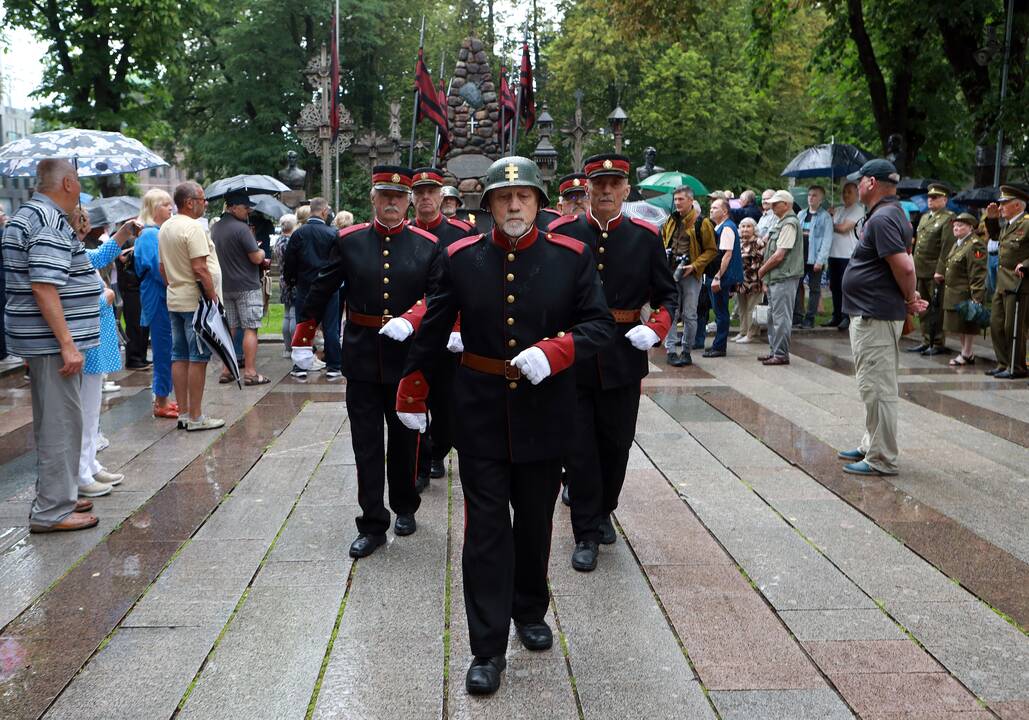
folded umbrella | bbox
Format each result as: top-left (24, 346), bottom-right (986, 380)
top-left (84, 196), bottom-right (142, 227)
top-left (205, 174), bottom-right (290, 201)
top-left (192, 294), bottom-right (241, 388)
top-left (0, 129), bottom-right (168, 177)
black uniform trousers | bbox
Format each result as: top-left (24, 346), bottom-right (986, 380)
top-left (458, 453), bottom-right (562, 657)
top-left (428, 353), bottom-right (458, 463)
top-left (121, 289), bottom-right (150, 367)
top-left (346, 379), bottom-right (421, 536)
top-left (567, 383), bottom-right (642, 543)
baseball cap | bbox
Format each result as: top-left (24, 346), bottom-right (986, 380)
top-left (846, 159), bottom-right (900, 183)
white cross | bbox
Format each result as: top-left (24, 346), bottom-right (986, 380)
top-left (468, 114), bottom-right (478, 134)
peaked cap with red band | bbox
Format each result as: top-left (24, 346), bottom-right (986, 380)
top-left (583, 153), bottom-right (630, 179)
top-left (411, 167), bottom-right (445, 188)
top-left (372, 165), bottom-right (414, 192)
top-left (559, 172), bottom-right (588, 197)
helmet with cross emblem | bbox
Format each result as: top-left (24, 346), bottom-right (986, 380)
top-left (479, 155), bottom-right (550, 210)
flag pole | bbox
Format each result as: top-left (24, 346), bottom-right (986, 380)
top-left (499, 65), bottom-right (506, 156)
top-left (333, 0), bottom-right (341, 213)
top-left (432, 53), bottom-right (445, 168)
top-left (511, 20), bottom-right (529, 152)
top-left (408, 16), bottom-right (425, 167)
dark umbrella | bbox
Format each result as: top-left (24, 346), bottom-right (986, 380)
top-left (84, 196), bottom-right (142, 227)
top-left (192, 293), bottom-right (241, 388)
top-left (781, 142), bottom-right (872, 180)
top-left (205, 174), bottom-right (289, 201)
top-left (952, 186), bottom-right (1001, 208)
top-left (250, 194), bottom-right (292, 221)
top-left (896, 178), bottom-right (943, 198)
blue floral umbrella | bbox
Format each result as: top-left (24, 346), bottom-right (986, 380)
top-left (0, 129), bottom-right (167, 177)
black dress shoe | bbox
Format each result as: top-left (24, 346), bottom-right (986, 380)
top-left (993, 370), bottom-right (1028, 379)
top-left (415, 474), bottom-right (430, 493)
top-left (571, 540), bottom-right (598, 572)
top-left (821, 318), bottom-right (841, 327)
top-left (466, 656), bottom-right (506, 695)
top-left (670, 352), bottom-right (692, 367)
top-left (515, 621), bottom-right (553, 651)
top-left (984, 367), bottom-right (1002, 376)
top-left (837, 318), bottom-right (850, 331)
top-left (701, 349), bottom-right (726, 358)
top-left (561, 482), bottom-right (571, 507)
top-left (394, 513), bottom-right (417, 536)
top-left (665, 351), bottom-right (680, 366)
top-left (921, 346), bottom-right (950, 356)
top-left (349, 533), bottom-right (386, 558)
top-left (905, 343), bottom-right (929, 353)
top-left (598, 515), bottom-right (617, 545)
top-left (430, 458), bottom-right (447, 478)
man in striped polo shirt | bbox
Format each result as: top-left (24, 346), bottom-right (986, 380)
top-left (3, 159), bottom-right (103, 532)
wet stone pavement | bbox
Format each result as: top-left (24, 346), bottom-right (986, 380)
top-left (0, 336), bottom-right (1027, 720)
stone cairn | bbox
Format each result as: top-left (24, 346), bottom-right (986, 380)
top-left (445, 36), bottom-right (501, 195)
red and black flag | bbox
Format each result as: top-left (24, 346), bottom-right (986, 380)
top-left (498, 65), bottom-right (516, 143)
top-left (436, 78), bottom-right (450, 160)
top-left (414, 48), bottom-right (448, 140)
top-left (330, 11), bottom-right (341, 141)
top-left (518, 41), bottom-right (536, 131)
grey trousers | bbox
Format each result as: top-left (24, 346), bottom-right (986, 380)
top-left (849, 317), bottom-right (903, 473)
top-left (767, 278), bottom-right (800, 359)
top-left (27, 354), bottom-right (82, 525)
top-left (664, 273), bottom-right (702, 352)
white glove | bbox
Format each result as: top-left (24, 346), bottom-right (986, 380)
top-left (446, 331), bottom-right (464, 353)
top-left (398, 412), bottom-right (427, 433)
top-left (625, 325), bottom-right (661, 351)
top-left (291, 346), bottom-right (314, 370)
top-left (379, 317), bottom-right (414, 342)
top-left (511, 346), bottom-right (551, 385)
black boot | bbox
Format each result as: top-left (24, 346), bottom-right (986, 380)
top-left (466, 656), bottom-right (506, 695)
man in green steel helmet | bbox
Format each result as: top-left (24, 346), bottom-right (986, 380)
top-left (441, 185), bottom-right (463, 218)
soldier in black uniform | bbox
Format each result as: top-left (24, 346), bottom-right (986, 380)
top-left (556, 172), bottom-right (589, 217)
top-left (550, 153), bottom-right (677, 571)
top-left (410, 167), bottom-right (474, 487)
top-left (292, 166), bottom-right (442, 558)
top-left (394, 156), bottom-right (615, 695)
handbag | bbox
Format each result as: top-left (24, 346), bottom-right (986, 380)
top-left (752, 303), bottom-right (770, 327)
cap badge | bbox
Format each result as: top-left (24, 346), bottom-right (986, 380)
top-left (573, 178), bottom-right (581, 187)
top-left (421, 172), bottom-right (428, 180)
top-left (603, 160), bottom-right (613, 169)
top-left (391, 173), bottom-right (401, 183)
top-left (505, 163), bottom-right (520, 182)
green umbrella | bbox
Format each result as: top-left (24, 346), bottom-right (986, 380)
top-left (645, 193), bottom-right (674, 211)
top-left (638, 170), bottom-right (709, 197)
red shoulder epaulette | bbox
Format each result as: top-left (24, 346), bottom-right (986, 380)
top-left (408, 225), bottom-right (438, 243)
top-left (447, 217), bottom-right (473, 233)
top-left (338, 222), bottom-right (369, 239)
top-left (545, 232), bottom-right (585, 255)
top-left (447, 234), bottom-right (484, 257)
top-left (547, 215), bottom-right (578, 232)
top-left (541, 208), bottom-right (561, 217)
top-left (629, 217), bottom-right (660, 236)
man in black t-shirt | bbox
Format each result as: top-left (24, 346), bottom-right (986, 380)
top-left (838, 160), bottom-right (927, 477)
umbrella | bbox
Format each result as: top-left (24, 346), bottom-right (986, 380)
top-left (205, 174), bottom-right (289, 201)
top-left (896, 178), bottom-right (941, 198)
top-left (192, 295), bottom-right (241, 388)
top-left (781, 142), bottom-right (871, 179)
top-left (900, 200), bottom-right (919, 219)
top-left (250, 194), bottom-right (292, 221)
top-left (0, 129), bottom-right (167, 177)
top-left (638, 170), bottom-right (709, 197)
top-left (622, 200), bottom-right (670, 227)
top-left (953, 186), bottom-right (1000, 208)
top-left (84, 195), bottom-right (141, 227)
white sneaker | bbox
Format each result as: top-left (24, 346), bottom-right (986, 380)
top-left (79, 480), bottom-right (112, 498)
top-left (96, 434), bottom-right (110, 452)
top-left (736, 336), bottom-right (753, 344)
top-left (310, 357), bottom-right (326, 371)
top-left (93, 469), bottom-right (124, 486)
top-left (187, 416), bottom-right (226, 432)
top-left (102, 381), bottom-right (121, 393)
top-left (325, 369), bottom-right (343, 380)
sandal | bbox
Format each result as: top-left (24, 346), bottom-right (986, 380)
top-left (243, 374), bottom-right (271, 386)
top-left (153, 404), bottom-right (180, 419)
top-left (949, 354), bottom-right (975, 367)
top-left (218, 374), bottom-right (234, 384)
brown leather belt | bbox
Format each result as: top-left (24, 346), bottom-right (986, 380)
top-left (461, 351), bottom-right (522, 380)
top-left (349, 310), bottom-right (394, 328)
top-left (610, 308), bottom-right (641, 323)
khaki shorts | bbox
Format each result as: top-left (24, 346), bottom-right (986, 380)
top-left (224, 288), bottom-right (264, 329)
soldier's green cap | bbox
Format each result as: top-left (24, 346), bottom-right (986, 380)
top-left (952, 212), bottom-right (978, 226)
top-left (926, 183), bottom-right (950, 197)
top-left (480, 156), bottom-right (549, 210)
top-left (998, 183), bottom-right (1029, 204)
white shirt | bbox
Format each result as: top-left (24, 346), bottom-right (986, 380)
top-left (829, 203), bottom-right (865, 259)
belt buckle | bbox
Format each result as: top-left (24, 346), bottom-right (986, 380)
top-left (381, 313), bottom-right (393, 327)
top-left (503, 360), bottom-right (522, 381)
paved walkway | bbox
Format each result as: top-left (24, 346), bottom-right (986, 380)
top-left (0, 332), bottom-right (1026, 719)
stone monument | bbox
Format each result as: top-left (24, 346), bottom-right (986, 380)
top-left (278, 151), bottom-right (307, 207)
top-left (445, 36), bottom-right (501, 203)
top-left (636, 147), bottom-right (665, 182)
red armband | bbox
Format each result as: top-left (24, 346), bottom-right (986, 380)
top-left (646, 306), bottom-right (672, 342)
top-left (402, 297), bottom-right (428, 331)
top-left (291, 319), bottom-right (318, 348)
top-left (534, 332), bottom-right (576, 375)
top-left (396, 370), bottom-right (430, 413)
